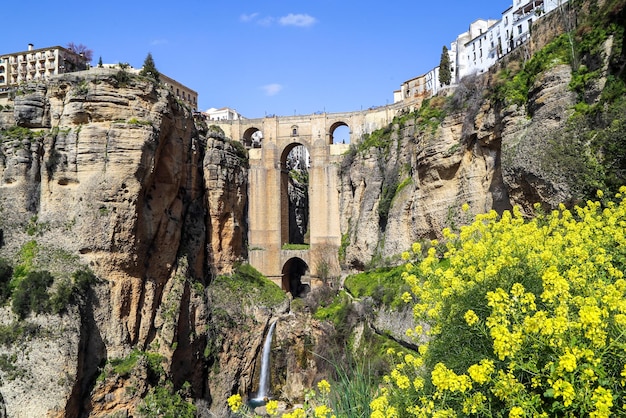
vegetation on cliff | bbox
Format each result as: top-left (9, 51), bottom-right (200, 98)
top-left (0, 240), bottom-right (97, 319)
top-left (370, 189), bottom-right (626, 417)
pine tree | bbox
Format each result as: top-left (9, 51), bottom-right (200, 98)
top-left (439, 45), bottom-right (452, 86)
top-left (140, 53), bottom-right (160, 82)
top-left (98, 56), bottom-right (103, 68)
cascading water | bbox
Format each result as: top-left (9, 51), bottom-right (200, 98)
top-left (250, 320), bottom-right (277, 404)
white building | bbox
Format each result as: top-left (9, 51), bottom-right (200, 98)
top-left (455, 19), bottom-right (499, 81)
top-left (394, 0), bottom-right (569, 102)
top-left (205, 107), bottom-right (242, 121)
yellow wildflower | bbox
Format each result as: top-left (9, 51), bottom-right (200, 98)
top-left (317, 379), bottom-right (331, 395)
top-left (558, 351), bottom-right (577, 373)
top-left (265, 399), bottom-right (279, 416)
top-left (283, 409), bottom-right (306, 418)
top-left (464, 309), bottom-right (479, 326)
top-left (227, 394), bottom-right (243, 414)
top-left (590, 387), bottom-right (613, 418)
top-left (509, 406), bottom-right (524, 418)
top-left (314, 405), bottom-right (333, 418)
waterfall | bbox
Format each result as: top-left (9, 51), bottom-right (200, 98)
top-left (252, 320), bottom-right (277, 403)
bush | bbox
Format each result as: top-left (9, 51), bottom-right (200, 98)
top-left (0, 258), bottom-right (12, 304)
top-left (11, 270), bottom-right (54, 319)
top-left (373, 190), bottom-right (626, 417)
top-left (138, 382), bottom-right (196, 418)
top-left (213, 263), bottom-right (286, 308)
top-left (344, 266), bottom-right (409, 309)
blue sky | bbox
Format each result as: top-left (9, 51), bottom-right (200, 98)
top-left (3, 1), bottom-right (509, 118)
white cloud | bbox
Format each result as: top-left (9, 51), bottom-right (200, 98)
top-left (150, 39), bottom-right (169, 46)
top-left (257, 16), bottom-right (275, 26)
top-left (240, 12), bottom-right (259, 22)
top-left (261, 83), bottom-right (283, 96)
top-left (241, 12), bottom-right (316, 28)
top-left (279, 13), bottom-right (317, 27)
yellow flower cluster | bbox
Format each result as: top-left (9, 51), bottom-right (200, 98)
top-left (370, 390), bottom-right (400, 418)
top-left (431, 363), bottom-right (472, 394)
top-left (381, 191), bottom-right (626, 417)
top-left (227, 394), bottom-right (243, 414)
top-left (227, 379), bottom-right (337, 418)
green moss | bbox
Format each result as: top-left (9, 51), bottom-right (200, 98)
top-left (281, 243), bottom-right (310, 250)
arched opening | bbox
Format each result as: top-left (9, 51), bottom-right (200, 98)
top-left (281, 257), bottom-right (310, 297)
top-left (280, 143), bottom-right (310, 246)
top-left (329, 122), bottom-right (350, 144)
top-left (242, 127), bottom-right (263, 148)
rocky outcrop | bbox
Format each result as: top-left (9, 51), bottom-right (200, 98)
top-left (0, 70), bottom-right (247, 417)
top-left (339, 23), bottom-right (617, 267)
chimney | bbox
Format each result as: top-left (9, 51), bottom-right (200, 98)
top-left (28, 43), bottom-right (34, 51)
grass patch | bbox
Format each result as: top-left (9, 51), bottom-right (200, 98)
top-left (213, 263), bottom-right (286, 308)
top-left (344, 266), bottom-right (410, 310)
top-left (282, 243), bottom-right (310, 250)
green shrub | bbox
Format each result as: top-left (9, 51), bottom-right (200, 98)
top-left (213, 263), bottom-right (286, 307)
top-left (374, 191), bottom-right (626, 417)
top-left (0, 321), bottom-right (39, 346)
top-left (138, 382), bottom-right (196, 418)
top-left (50, 279), bottom-right (73, 314)
top-left (344, 266), bottom-right (409, 309)
top-left (0, 258), bottom-right (12, 304)
top-left (11, 270), bottom-right (54, 319)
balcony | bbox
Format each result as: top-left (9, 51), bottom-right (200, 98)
top-left (513, 0), bottom-right (544, 22)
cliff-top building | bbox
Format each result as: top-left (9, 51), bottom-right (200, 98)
top-left (394, 0), bottom-right (569, 104)
top-left (0, 44), bottom-right (89, 89)
top-left (0, 44), bottom-right (199, 111)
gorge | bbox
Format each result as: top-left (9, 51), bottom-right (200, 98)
top-left (0, 0), bottom-right (625, 416)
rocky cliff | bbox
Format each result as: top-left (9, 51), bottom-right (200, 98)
top-left (0, 69), bottom-right (250, 417)
top-left (338, 2), bottom-right (625, 268)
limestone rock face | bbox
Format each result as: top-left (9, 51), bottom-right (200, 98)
top-left (203, 134), bottom-right (248, 274)
top-left (0, 71), bottom-right (247, 417)
top-left (338, 62), bottom-right (581, 267)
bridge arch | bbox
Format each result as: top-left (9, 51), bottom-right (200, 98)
top-left (329, 121), bottom-right (350, 144)
top-left (281, 257), bottom-right (310, 297)
top-left (243, 126), bottom-right (263, 148)
top-left (280, 143), bottom-right (310, 246)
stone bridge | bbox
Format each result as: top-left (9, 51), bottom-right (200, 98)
top-left (212, 104), bottom-right (407, 294)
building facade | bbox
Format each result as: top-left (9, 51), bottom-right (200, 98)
top-left (0, 44), bottom-right (89, 89)
top-left (394, 0), bottom-right (569, 104)
top-left (159, 73), bottom-right (198, 111)
top-left (205, 107), bottom-right (242, 121)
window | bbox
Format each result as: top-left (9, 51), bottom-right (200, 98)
top-left (518, 25), bottom-right (522, 34)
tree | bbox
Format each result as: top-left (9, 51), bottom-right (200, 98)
top-left (140, 53), bottom-right (160, 82)
top-left (66, 42), bottom-right (93, 62)
top-left (98, 56), bottom-right (103, 68)
top-left (439, 45), bottom-right (452, 86)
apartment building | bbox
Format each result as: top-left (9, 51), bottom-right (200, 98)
top-left (0, 44), bottom-right (88, 89)
top-left (394, 0), bottom-right (569, 103)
